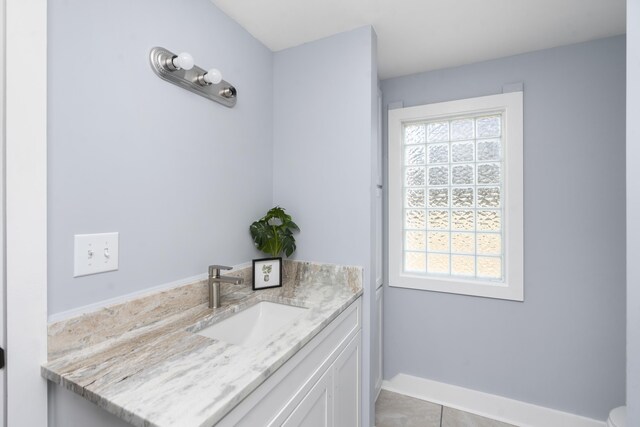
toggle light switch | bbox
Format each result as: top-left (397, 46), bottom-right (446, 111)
top-left (74, 232), bottom-right (119, 277)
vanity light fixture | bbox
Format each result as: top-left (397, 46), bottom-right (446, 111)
top-left (149, 47), bottom-right (237, 108)
top-left (164, 52), bottom-right (195, 71)
top-left (197, 68), bottom-right (222, 86)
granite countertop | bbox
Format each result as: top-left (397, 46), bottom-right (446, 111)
top-left (42, 261), bottom-right (363, 427)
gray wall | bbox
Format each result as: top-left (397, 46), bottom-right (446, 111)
top-left (49, 2), bottom-right (380, 425)
top-left (381, 36), bottom-right (626, 421)
top-left (628, 1), bottom-right (639, 424)
top-left (272, 26), bottom-right (377, 426)
top-left (48, 0), bottom-right (273, 315)
top-left (48, 0), bottom-right (274, 424)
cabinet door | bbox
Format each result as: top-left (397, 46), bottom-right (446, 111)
top-left (374, 288), bottom-right (383, 396)
top-left (333, 332), bottom-right (360, 427)
top-left (375, 90), bottom-right (384, 289)
top-left (281, 369), bottom-right (333, 427)
top-left (375, 186), bottom-right (383, 288)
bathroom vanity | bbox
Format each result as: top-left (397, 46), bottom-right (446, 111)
top-left (217, 298), bottom-right (360, 427)
top-left (43, 261), bottom-right (363, 427)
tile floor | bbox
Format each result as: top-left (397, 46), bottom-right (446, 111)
top-left (375, 389), bottom-right (517, 427)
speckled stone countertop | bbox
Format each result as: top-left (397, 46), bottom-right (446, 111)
top-left (42, 261), bottom-right (362, 427)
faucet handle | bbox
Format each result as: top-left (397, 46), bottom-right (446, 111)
top-left (208, 264), bottom-right (232, 277)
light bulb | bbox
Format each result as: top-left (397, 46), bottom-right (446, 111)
top-left (204, 68), bottom-right (223, 85)
top-left (171, 52), bottom-right (194, 70)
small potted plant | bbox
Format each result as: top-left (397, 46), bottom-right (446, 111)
top-left (249, 206), bottom-right (300, 290)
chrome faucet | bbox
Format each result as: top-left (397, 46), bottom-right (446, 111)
top-left (208, 265), bottom-right (244, 308)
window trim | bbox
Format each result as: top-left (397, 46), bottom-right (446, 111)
top-left (388, 92), bottom-right (524, 301)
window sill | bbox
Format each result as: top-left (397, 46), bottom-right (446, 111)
top-left (388, 273), bottom-right (524, 301)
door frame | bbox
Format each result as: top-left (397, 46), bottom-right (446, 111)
top-left (4, 0), bottom-right (48, 425)
top-left (0, 0), bottom-right (5, 422)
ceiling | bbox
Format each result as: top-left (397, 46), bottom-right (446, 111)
top-left (211, 0), bottom-right (626, 79)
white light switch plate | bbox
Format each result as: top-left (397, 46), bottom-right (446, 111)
top-left (74, 232), bottom-right (119, 277)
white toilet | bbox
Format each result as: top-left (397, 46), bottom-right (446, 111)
top-left (607, 406), bottom-right (627, 427)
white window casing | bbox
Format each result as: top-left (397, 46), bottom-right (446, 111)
top-left (388, 92), bottom-right (524, 301)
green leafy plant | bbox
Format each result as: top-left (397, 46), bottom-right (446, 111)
top-left (249, 206), bottom-right (300, 257)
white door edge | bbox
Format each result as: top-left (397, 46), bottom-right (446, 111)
top-left (5, 0), bottom-right (48, 425)
top-left (0, 0), bottom-right (6, 423)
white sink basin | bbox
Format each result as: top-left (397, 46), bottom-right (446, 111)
top-left (196, 302), bottom-right (307, 347)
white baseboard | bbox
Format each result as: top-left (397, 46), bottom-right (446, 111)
top-left (382, 374), bottom-right (606, 427)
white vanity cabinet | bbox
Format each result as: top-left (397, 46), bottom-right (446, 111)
top-left (282, 369), bottom-right (333, 427)
top-left (280, 333), bottom-right (360, 427)
top-left (332, 334), bottom-right (360, 426)
top-left (217, 297), bottom-right (362, 427)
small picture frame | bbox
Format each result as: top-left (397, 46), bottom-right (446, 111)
top-left (252, 257), bottom-right (283, 290)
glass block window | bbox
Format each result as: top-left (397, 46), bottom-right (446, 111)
top-left (401, 114), bottom-right (504, 281)
top-left (388, 92), bottom-right (523, 301)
